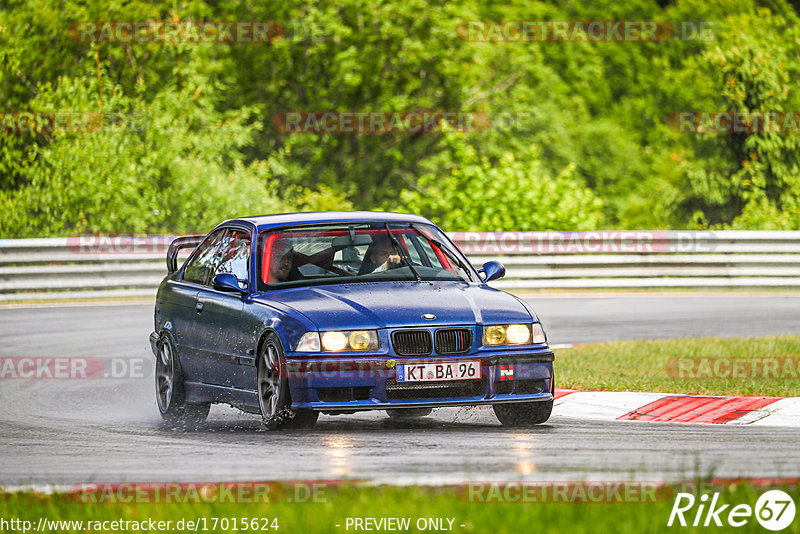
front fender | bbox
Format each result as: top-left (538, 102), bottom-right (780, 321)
top-left (513, 295), bottom-right (539, 324)
top-left (247, 297), bottom-right (318, 356)
top-left (149, 321), bottom-right (176, 357)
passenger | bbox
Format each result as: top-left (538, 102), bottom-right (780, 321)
top-left (269, 242), bottom-right (296, 283)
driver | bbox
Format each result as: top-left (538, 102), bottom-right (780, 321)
top-left (360, 235), bottom-right (402, 274)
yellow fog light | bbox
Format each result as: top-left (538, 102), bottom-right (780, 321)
top-left (506, 324), bottom-right (531, 344)
top-left (321, 331), bottom-right (348, 351)
top-left (483, 325), bottom-right (506, 345)
top-left (349, 330), bottom-right (372, 350)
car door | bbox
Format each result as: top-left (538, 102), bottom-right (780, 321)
top-left (194, 228), bottom-right (258, 389)
top-left (178, 228), bottom-right (228, 384)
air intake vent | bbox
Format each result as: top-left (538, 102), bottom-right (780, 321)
top-left (391, 330), bottom-right (432, 356)
top-left (385, 378), bottom-right (487, 400)
top-left (435, 328), bottom-right (472, 354)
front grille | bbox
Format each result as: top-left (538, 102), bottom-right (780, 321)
top-left (385, 378), bottom-right (487, 400)
top-left (435, 328), bottom-right (472, 354)
top-left (392, 330), bottom-right (432, 356)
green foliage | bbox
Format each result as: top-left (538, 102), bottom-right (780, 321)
top-left (0, 54), bottom-right (285, 236)
top-left (2, 0), bottom-right (800, 236)
top-left (222, 0), bottom-right (485, 207)
top-left (698, 9), bottom-right (800, 229)
top-left (395, 138), bottom-right (603, 231)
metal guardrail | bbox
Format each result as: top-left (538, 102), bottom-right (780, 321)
top-left (450, 230), bottom-right (800, 290)
top-left (1, 231), bottom-right (800, 301)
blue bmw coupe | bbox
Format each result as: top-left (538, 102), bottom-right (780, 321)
top-left (150, 212), bottom-right (554, 429)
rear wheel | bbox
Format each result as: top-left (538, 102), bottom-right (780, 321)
top-left (155, 335), bottom-right (209, 425)
top-left (493, 400), bottom-right (552, 426)
top-left (386, 408), bottom-right (433, 419)
top-left (257, 334), bottom-right (318, 430)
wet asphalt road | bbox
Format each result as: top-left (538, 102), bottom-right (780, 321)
top-left (1, 294), bottom-right (799, 487)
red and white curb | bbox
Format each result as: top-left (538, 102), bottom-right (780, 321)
top-left (553, 389), bottom-right (800, 426)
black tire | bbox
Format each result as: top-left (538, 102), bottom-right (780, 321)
top-left (386, 408), bottom-right (433, 419)
top-left (155, 335), bottom-right (210, 425)
top-left (493, 400), bottom-right (553, 427)
top-left (257, 334), bottom-right (319, 430)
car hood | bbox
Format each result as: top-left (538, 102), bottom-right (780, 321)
top-left (254, 281), bottom-right (534, 330)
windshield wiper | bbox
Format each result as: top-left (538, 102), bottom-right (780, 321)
top-left (385, 223), bottom-right (421, 281)
top-left (411, 224), bottom-right (474, 282)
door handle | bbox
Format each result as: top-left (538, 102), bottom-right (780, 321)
top-left (195, 301), bottom-right (204, 313)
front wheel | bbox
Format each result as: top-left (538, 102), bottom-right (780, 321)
top-left (257, 334), bottom-right (318, 430)
top-left (155, 335), bottom-right (210, 425)
top-left (493, 400), bottom-right (553, 427)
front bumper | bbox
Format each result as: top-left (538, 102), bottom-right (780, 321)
top-left (284, 349), bottom-right (554, 410)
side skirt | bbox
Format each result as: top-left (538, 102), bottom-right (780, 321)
top-left (185, 381), bottom-right (260, 414)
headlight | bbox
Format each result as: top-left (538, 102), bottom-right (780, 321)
top-left (317, 330), bottom-right (379, 352)
top-left (506, 324), bottom-right (531, 344)
top-left (296, 332), bottom-right (321, 352)
top-left (321, 331), bottom-right (348, 351)
top-left (483, 324), bottom-right (537, 346)
top-left (349, 330), bottom-right (373, 350)
top-left (483, 325), bottom-right (506, 345)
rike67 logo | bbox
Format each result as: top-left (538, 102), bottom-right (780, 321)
top-left (668, 490), bottom-right (796, 531)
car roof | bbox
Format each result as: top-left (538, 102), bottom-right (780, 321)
top-left (224, 211), bottom-right (436, 232)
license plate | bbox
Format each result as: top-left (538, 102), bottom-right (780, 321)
top-left (396, 361), bottom-right (481, 382)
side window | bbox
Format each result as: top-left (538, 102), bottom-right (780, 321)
top-left (401, 235), bottom-right (424, 265)
top-left (417, 237), bottom-right (443, 268)
top-left (182, 230), bottom-right (227, 285)
top-left (214, 230), bottom-right (251, 288)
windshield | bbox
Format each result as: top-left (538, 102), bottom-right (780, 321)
top-left (256, 222), bottom-right (474, 290)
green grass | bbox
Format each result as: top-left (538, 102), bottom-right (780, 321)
top-left (2, 482), bottom-right (799, 534)
top-left (558, 335), bottom-right (800, 396)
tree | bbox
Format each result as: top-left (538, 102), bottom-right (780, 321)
top-left (679, 7), bottom-right (800, 228)
top-left (0, 53), bottom-right (285, 236)
top-left (393, 137), bottom-right (603, 231)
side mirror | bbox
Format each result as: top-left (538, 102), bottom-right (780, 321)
top-left (212, 273), bottom-right (245, 293)
top-left (478, 261), bottom-right (505, 282)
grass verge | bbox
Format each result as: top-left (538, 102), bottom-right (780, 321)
top-left (1, 482), bottom-right (799, 534)
top-left (558, 335), bottom-right (800, 396)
